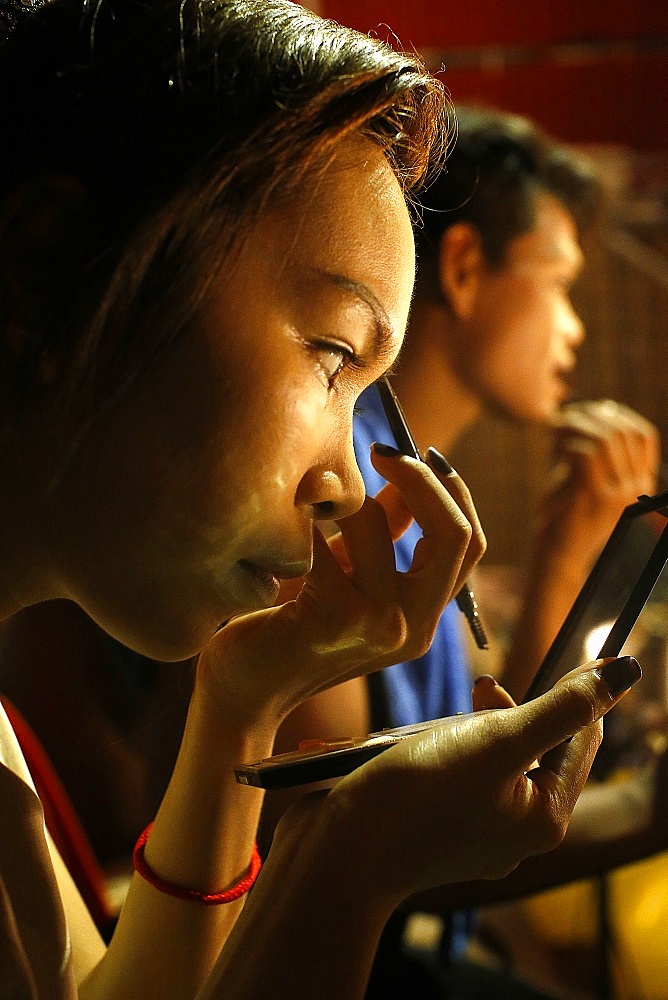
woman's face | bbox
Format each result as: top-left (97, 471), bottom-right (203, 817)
top-left (49, 141), bottom-right (415, 659)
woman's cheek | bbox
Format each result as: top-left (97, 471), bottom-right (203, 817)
top-left (278, 379), bottom-right (332, 461)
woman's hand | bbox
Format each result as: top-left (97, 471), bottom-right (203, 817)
top-left (311, 656), bottom-right (641, 900)
top-left (197, 446), bottom-right (485, 725)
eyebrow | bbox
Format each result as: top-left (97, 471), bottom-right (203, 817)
top-left (311, 268), bottom-right (402, 367)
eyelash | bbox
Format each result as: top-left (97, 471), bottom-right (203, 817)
top-left (312, 341), bottom-right (360, 387)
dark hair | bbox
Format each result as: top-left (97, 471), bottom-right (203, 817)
top-left (414, 105), bottom-right (603, 301)
top-left (0, 0), bottom-right (449, 420)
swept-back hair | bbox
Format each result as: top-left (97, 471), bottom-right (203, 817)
top-left (0, 0), bottom-right (450, 415)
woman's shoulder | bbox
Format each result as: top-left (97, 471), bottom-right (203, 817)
top-left (0, 701), bottom-right (82, 997)
top-left (0, 699), bottom-right (36, 790)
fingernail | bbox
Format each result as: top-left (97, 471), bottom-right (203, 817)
top-left (372, 442), bottom-right (402, 458)
top-left (598, 656), bottom-right (642, 697)
top-left (474, 674), bottom-right (498, 686)
top-left (426, 446), bottom-right (455, 476)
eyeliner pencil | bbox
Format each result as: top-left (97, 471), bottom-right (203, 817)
top-left (377, 376), bottom-right (489, 651)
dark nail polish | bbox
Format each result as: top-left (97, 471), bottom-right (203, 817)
top-left (599, 656), bottom-right (642, 697)
top-left (474, 674), bottom-right (497, 686)
top-left (372, 442), bottom-right (402, 458)
top-left (426, 446), bottom-right (455, 476)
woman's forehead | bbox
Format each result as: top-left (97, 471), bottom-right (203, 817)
top-left (270, 142), bottom-right (415, 318)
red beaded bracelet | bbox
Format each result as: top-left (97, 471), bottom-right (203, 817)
top-left (133, 823), bottom-right (262, 904)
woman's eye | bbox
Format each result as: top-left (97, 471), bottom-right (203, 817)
top-left (313, 343), bottom-right (350, 385)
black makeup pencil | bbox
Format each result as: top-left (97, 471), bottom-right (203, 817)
top-left (377, 376), bottom-right (489, 651)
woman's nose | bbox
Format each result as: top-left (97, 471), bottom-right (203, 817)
top-left (295, 443), bottom-right (366, 523)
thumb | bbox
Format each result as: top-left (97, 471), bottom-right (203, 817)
top-left (496, 656), bottom-right (642, 775)
top-left (472, 674), bottom-right (516, 711)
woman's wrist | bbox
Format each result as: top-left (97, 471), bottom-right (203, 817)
top-left (272, 791), bottom-right (400, 931)
top-left (136, 668), bottom-right (275, 896)
top-left (134, 823), bottom-right (262, 903)
top-left (194, 629), bottom-right (292, 738)
top-left (197, 795), bottom-right (396, 1000)
top-left (188, 666), bottom-right (280, 759)
top-left (313, 779), bottom-right (414, 911)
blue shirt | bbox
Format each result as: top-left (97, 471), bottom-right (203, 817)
top-left (354, 384), bottom-right (477, 958)
top-left (353, 384), bottom-right (473, 727)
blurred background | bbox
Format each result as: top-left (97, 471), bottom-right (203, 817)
top-left (319, 0), bottom-right (668, 569)
top-left (2, 4), bottom-right (666, 999)
top-left (318, 5), bottom-right (668, 999)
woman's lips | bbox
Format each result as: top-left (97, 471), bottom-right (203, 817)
top-left (237, 558), bottom-right (311, 608)
top-left (238, 560), bottom-right (281, 606)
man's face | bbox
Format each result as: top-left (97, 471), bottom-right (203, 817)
top-left (456, 193), bottom-right (585, 423)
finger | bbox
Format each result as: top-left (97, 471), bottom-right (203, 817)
top-left (553, 400), bottom-right (644, 454)
top-left (472, 674), bottom-right (516, 711)
top-left (424, 448), bottom-right (487, 596)
top-left (531, 719), bottom-right (601, 789)
top-left (425, 447), bottom-right (486, 547)
top-left (554, 405), bottom-right (630, 472)
top-left (554, 400), bottom-right (659, 493)
top-left (564, 436), bottom-right (637, 497)
top-left (493, 656), bottom-right (642, 776)
top-left (584, 400), bottom-right (658, 442)
top-left (369, 446), bottom-right (485, 600)
top-left (516, 720), bottom-right (604, 856)
top-left (554, 427), bottom-right (649, 503)
top-left (321, 529), bottom-right (351, 574)
top-left (553, 399), bottom-right (654, 436)
top-left (335, 494), bottom-right (398, 601)
top-left (369, 480), bottom-right (415, 543)
top-left (597, 402), bottom-right (662, 491)
top-left (299, 525), bottom-right (352, 600)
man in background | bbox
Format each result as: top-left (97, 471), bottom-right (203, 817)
top-left (272, 105), bottom-right (662, 999)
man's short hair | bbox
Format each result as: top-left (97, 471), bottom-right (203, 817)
top-left (415, 106), bottom-right (602, 300)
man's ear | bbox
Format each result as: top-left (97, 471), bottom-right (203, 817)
top-left (437, 221), bottom-right (485, 321)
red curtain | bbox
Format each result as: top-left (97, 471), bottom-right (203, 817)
top-left (321, 1), bottom-right (668, 149)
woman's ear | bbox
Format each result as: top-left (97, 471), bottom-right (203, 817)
top-left (437, 221), bottom-right (485, 321)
